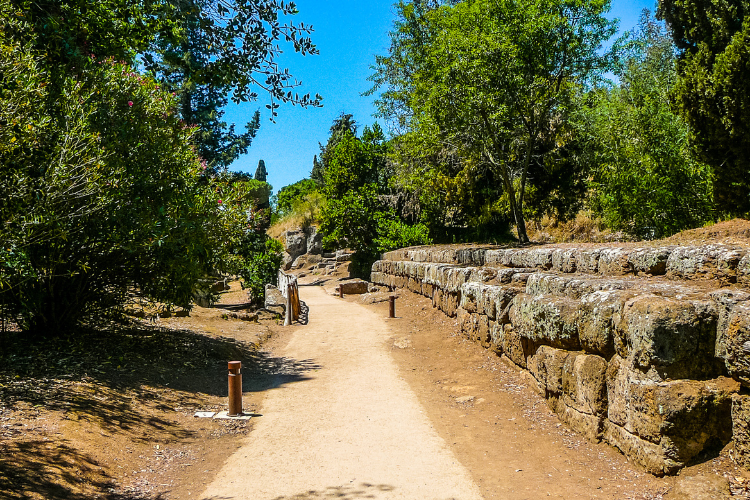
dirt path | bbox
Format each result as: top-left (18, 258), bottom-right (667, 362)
top-left (200, 285), bottom-right (483, 500)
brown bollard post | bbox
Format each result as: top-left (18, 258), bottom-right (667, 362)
top-left (228, 361), bottom-right (243, 416)
top-left (339, 286), bottom-right (344, 299)
top-left (389, 295), bottom-right (396, 318)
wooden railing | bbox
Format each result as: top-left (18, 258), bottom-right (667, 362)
top-left (278, 270), bottom-right (301, 325)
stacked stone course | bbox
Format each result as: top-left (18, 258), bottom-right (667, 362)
top-left (371, 243), bottom-right (750, 475)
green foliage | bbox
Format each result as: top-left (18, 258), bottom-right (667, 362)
top-left (319, 121), bottom-right (431, 276)
top-left (276, 179), bottom-right (320, 216)
top-left (583, 13), bottom-right (714, 238)
top-left (658, 0), bottom-right (750, 215)
top-left (239, 238), bottom-right (283, 305)
top-left (145, 0), bottom-right (322, 171)
top-left (369, 0), bottom-right (620, 243)
top-left (311, 113), bottom-right (358, 186)
top-left (255, 159), bottom-right (268, 183)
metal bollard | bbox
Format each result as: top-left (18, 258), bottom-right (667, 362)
top-left (228, 361), bottom-right (243, 416)
top-left (339, 286), bottom-right (344, 299)
top-left (389, 295), bottom-right (396, 318)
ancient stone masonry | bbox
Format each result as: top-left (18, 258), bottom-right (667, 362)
top-left (371, 243), bottom-right (750, 475)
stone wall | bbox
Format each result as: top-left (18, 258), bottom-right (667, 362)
top-left (371, 243), bottom-right (750, 475)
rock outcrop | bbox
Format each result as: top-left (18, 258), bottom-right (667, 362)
top-left (371, 243), bottom-right (750, 475)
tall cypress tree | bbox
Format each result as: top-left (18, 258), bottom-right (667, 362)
top-left (255, 159), bottom-right (268, 182)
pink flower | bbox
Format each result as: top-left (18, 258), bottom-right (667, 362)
top-left (128, 101), bottom-right (133, 107)
top-left (218, 199), bottom-right (223, 204)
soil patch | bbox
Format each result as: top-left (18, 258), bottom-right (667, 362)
top-left (0, 283), bottom-right (288, 500)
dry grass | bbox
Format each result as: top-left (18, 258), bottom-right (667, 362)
top-left (524, 212), bottom-right (631, 244)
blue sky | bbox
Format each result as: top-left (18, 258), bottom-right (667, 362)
top-left (226, 0), bottom-right (658, 194)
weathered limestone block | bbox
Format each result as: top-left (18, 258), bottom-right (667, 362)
top-left (559, 405), bottom-right (605, 442)
top-left (502, 324), bottom-right (535, 368)
top-left (629, 247), bottom-right (672, 276)
top-left (306, 227), bottom-right (323, 254)
top-left (577, 290), bottom-right (636, 358)
top-left (722, 301), bottom-right (750, 386)
top-left (432, 287), bottom-right (443, 310)
top-left (533, 346), bottom-right (571, 397)
top-left (511, 248), bottom-right (554, 270)
top-left (468, 267), bottom-right (497, 283)
top-left (485, 249), bottom-right (510, 266)
top-left (551, 248), bottom-right (577, 273)
top-left (619, 294), bottom-right (722, 380)
top-left (739, 253), bottom-right (750, 286)
top-left (732, 394), bottom-right (750, 470)
top-left (264, 284), bottom-right (286, 315)
top-left (283, 229), bottom-right (308, 259)
top-left (562, 353), bottom-right (608, 416)
top-left (510, 294), bottom-right (581, 350)
top-left (445, 267), bottom-right (472, 293)
top-left (709, 289), bottom-right (750, 361)
top-left (667, 245), bottom-right (745, 283)
top-left (603, 421), bottom-right (680, 476)
top-left (442, 291), bottom-right (460, 317)
top-left (575, 249), bottom-right (602, 274)
top-left (606, 355), bottom-right (739, 474)
top-left (526, 273), bottom-right (632, 300)
top-left (490, 321), bottom-right (504, 355)
top-left (598, 248), bottom-right (632, 276)
top-left (458, 308), bottom-right (479, 341)
top-left (459, 282), bottom-right (481, 313)
top-left (337, 279), bottom-right (370, 295)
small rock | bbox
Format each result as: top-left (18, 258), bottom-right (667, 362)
top-left (393, 338), bottom-right (412, 349)
top-left (664, 474), bottom-right (731, 500)
top-left (455, 396), bottom-right (475, 404)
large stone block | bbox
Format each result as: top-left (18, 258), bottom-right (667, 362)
top-left (619, 294), bottom-right (722, 379)
top-left (510, 294), bottom-right (581, 350)
top-left (575, 249), bottom-right (602, 274)
top-left (577, 290), bottom-right (635, 358)
top-left (339, 279), bottom-right (370, 295)
top-left (558, 404), bottom-right (605, 442)
top-left (732, 394), bottom-right (750, 470)
top-left (666, 245), bottom-right (745, 284)
top-left (306, 227), bottom-right (323, 254)
top-left (283, 230), bottom-right (307, 259)
top-left (604, 421), bottom-right (680, 476)
top-left (606, 355), bottom-right (738, 473)
top-left (709, 289), bottom-right (750, 361)
top-left (598, 248), bottom-right (632, 276)
top-left (501, 324), bottom-right (535, 368)
top-left (722, 301), bottom-right (750, 386)
top-left (629, 247), bottom-right (672, 276)
top-left (562, 353), bottom-right (608, 416)
top-left (527, 345), bottom-right (572, 397)
top-left (551, 248), bottom-right (577, 273)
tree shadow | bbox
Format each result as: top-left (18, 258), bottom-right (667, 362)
top-left (0, 439), bottom-right (164, 500)
top-left (0, 324), bottom-right (321, 439)
top-left (202, 483), bottom-right (397, 500)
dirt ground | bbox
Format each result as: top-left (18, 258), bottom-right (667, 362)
top-left (0, 285), bottom-right (291, 500)
top-left (3, 219), bottom-right (750, 499)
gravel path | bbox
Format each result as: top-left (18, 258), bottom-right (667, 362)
top-left (200, 285), bottom-right (483, 500)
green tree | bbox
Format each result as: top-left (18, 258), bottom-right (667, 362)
top-left (255, 159), bottom-right (268, 182)
top-left (148, 0), bottom-right (322, 171)
top-left (584, 12), bottom-right (714, 238)
top-left (311, 113), bottom-right (358, 185)
top-left (370, 0), bottom-right (619, 243)
top-left (658, 0), bottom-right (750, 215)
top-left (0, 3), bottom-right (276, 333)
top-left (319, 125), bottom-right (430, 276)
top-left (276, 178), bottom-right (319, 216)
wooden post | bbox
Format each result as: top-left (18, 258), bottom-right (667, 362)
top-left (285, 284), bottom-right (292, 326)
top-left (389, 295), bottom-right (396, 318)
top-left (339, 286), bottom-right (344, 299)
top-left (228, 361), bottom-right (243, 416)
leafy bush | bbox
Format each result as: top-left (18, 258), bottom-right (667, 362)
top-left (584, 14), bottom-right (714, 238)
top-left (0, 44), bottom-right (257, 332)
